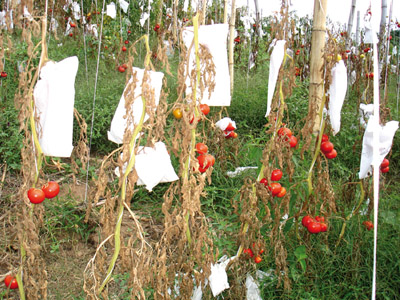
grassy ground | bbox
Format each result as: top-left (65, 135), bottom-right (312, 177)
top-left (1, 32), bottom-right (400, 300)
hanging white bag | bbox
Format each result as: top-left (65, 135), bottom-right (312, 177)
top-left (359, 116), bottom-right (398, 179)
top-left (108, 67), bottom-right (164, 144)
top-left (182, 24), bottom-right (231, 106)
top-left (327, 60), bottom-right (347, 135)
top-left (106, 2), bottom-right (117, 19)
top-left (33, 56), bottom-right (79, 157)
top-left (265, 40), bottom-right (286, 117)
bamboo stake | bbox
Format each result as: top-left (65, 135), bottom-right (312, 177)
top-left (379, 0), bottom-right (388, 44)
top-left (228, 0), bottom-right (236, 92)
top-left (172, 0), bottom-right (178, 43)
top-left (201, 0), bottom-right (207, 24)
top-left (223, 0), bottom-right (228, 24)
top-left (309, 0), bottom-right (328, 134)
top-left (346, 0), bottom-right (357, 49)
top-left (355, 11), bottom-right (360, 45)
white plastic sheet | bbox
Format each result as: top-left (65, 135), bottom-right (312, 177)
top-left (106, 2), bottom-right (117, 19)
top-left (265, 40), bottom-right (286, 117)
top-left (139, 12), bottom-right (149, 27)
top-left (182, 24), bottom-right (231, 107)
top-left (359, 103), bottom-right (374, 128)
top-left (108, 68), bottom-right (164, 144)
top-left (359, 116), bottom-right (398, 179)
top-left (33, 56), bottom-right (79, 157)
top-left (327, 60), bottom-right (347, 135)
top-left (71, 1), bottom-right (81, 19)
top-left (246, 274), bottom-right (262, 300)
top-left (209, 255), bottom-right (235, 297)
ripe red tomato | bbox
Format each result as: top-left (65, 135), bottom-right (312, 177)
top-left (127, 30), bottom-right (131, 34)
top-left (380, 166), bottom-right (389, 173)
top-left (1, 71), bottom-right (7, 78)
top-left (278, 127), bottom-right (292, 137)
top-left (197, 154), bottom-right (214, 172)
top-left (199, 104), bottom-right (210, 116)
top-left (27, 188), bottom-right (46, 204)
top-left (315, 216), bottom-right (325, 223)
top-left (121, 64), bottom-right (128, 70)
top-left (154, 24), bottom-right (160, 31)
top-left (122, 46), bottom-right (127, 52)
top-left (195, 143), bottom-right (208, 154)
top-left (271, 169), bottom-right (283, 181)
top-left (268, 182), bottom-right (282, 196)
top-left (369, 73), bottom-right (374, 79)
top-left (244, 248), bottom-right (254, 258)
top-left (301, 215), bottom-right (313, 227)
top-left (363, 220), bottom-right (373, 231)
top-left (276, 186), bottom-right (286, 198)
top-left (260, 178), bottom-right (268, 186)
top-left (70, 22), bottom-right (76, 28)
top-left (307, 222), bottom-right (322, 234)
top-left (321, 134), bottom-right (329, 142)
top-left (320, 222), bottom-right (328, 232)
top-left (289, 135), bottom-right (297, 148)
top-left (205, 154), bottom-right (215, 166)
top-left (69, 33), bottom-right (73, 37)
top-left (41, 181), bottom-right (60, 199)
top-left (118, 66), bottom-right (126, 73)
top-left (325, 149), bottom-right (337, 159)
top-left (124, 40), bottom-right (129, 44)
top-left (320, 141), bottom-right (334, 153)
top-left (4, 275), bottom-right (18, 289)
top-left (225, 122), bottom-right (235, 131)
top-left (254, 256), bottom-right (262, 264)
top-left (380, 158), bottom-right (389, 168)
top-left (172, 108), bottom-right (183, 119)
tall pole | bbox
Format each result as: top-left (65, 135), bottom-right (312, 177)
top-left (355, 11), bottom-right (360, 46)
top-left (346, 0), bottom-right (356, 48)
top-left (228, 0), bottom-right (236, 92)
top-left (223, 0), bottom-right (228, 24)
top-left (309, 0), bottom-right (328, 134)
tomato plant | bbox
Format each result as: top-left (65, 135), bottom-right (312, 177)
top-left (4, 275), bottom-right (18, 289)
top-left (42, 181), bottom-right (60, 199)
top-left (27, 188), bottom-right (46, 204)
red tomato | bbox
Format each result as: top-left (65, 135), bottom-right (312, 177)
top-left (321, 134), bottom-right (329, 142)
top-left (225, 131), bottom-right (238, 138)
top-left (380, 166), bottom-right (389, 173)
top-left (122, 64), bottom-right (128, 70)
top-left (369, 73), bottom-right (374, 79)
top-left (325, 149), bottom-right (337, 159)
top-left (302, 215), bottom-right (314, 228)
top-left (315, 216), bottom-right (325, 223)
top-left (122, 46), bottom-right (127, 52)
top-left (380, 158), bottom-right (389, 168)
top-left (27, 188), bottom-right (46, 204)
top-left (70, 22), bottom-right (76, 28)
top-left (118, 66), bottom-right (126, 73)
top-left (278, 127), bottom-right (292, 137)
top-left (225, 122), bottom-right (235, 131)
top-left (154, 24), bottom-right (160, 31)
top-left (268, 182), bottom-right (282, 196)
top-left (320, 222), bottom-right (328, 232)
top-left (127, 30), bottom-right (131, 34)
top-left (363, 221), bottom-right (373, 231)
top-left (195, 143), bottom-right (208, 154)
top-left (197, 154), bottom-right (214, 172)
top-left (244, 248), bottom-right (254, 258)
top-left (289, 135), bottom-right (297, 148)
top-left (260, 178), bottom-right (268, 186)
top-left (254, 256), bottom-right (262, 264)
top-left (271, 169), bottom-right (283, 181)
top-left (276, 187), bottom-right (286, 198)
top-left (199, 104), bottom-right (210, 116)
top-left (41, 181), bottom-right (60, 199)
top-left (4, 275), bottom-right (18, 289)
top-left (1, 71), bottom-right (7, 78)
top-left (69, 33), bottom-right (73, 37)
top-left (320, 141), bottom-right (334, 153)
top-left (124, 40), bottom-right (129, 44)
top-left (307, 222), bottom-right (322, 234)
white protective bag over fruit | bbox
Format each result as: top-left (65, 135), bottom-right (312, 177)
top-left (108, 67), bottom-right (164, 144)
top-left (265, 40), bottom-right (286, 117)
top-left (182, 24), bottom-right (231, 106)
top-left (359, 115), bottom-right (399, 179)
top-left (328, 60), bottom-right (347, 135)
top-left (33, 56), bottom-right (79, 157)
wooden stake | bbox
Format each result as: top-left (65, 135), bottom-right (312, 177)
top-left (223, 0), bottom-right (228, 24)
top-left (346, 0), bottom-right (357, 48)
top-left (355, 11), bottom-right (360, 45)
top-left (172, 0), bottom-right (178, 43)
top-left (201, 0), bottom-right (207, 24)
top-left (309, 0), bottom-right (328, 134)
top-left (228, 0), bottom-right (236, 92)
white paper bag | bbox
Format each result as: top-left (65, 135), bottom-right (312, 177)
top-left (108, 68), bottom-right (164, 144)
top-left (182, 24), bottom-right (231, 106)
top-left (33, 56), bottom-right (79, 157)
top-left (265, 40), bottom-right (286, 117)
top-left (106, 2), bottom-right (116, 19)
top-left (328, 60), bottom-right (347, 135)
top-left (118, 0), bottom-right (129, 13)
top-left (359, 116), bottom-right (398, 179)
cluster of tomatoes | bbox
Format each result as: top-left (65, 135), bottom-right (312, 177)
top-left (154, 24), bottom-right (160, 32)
top-left (195, 143), bottom-right (215, 173)
top-left (122, 40), bottom-right (129, 52)
top-left (172, 103), bottom-right (210, 124)
top-left (1, 71), bottom-right (7, 78)
top-left (223, 121), bottom-right (238, 139)
top-left (243, 243), bottom-right (264, 264)
top-left (302, 215), bottom-right (328, 234)
top-left (118, 63), bottom-right (128, 73)
top-left (320, 134), bottom-right (337, 159)
top-left (27, 181), bottom-right (60, 204)
top-left (362, 220), bottom-right (373, 231)
top-left (277, 126), bottom-right (298, 148)
top-left (365, 72), bottom-right (374, 79)
top-left (295, 49), bottom-right (301, 55)
top-left (380, 158), bottom-right (390, 173)
top-left (259, 169), bottom-right (287, 198)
